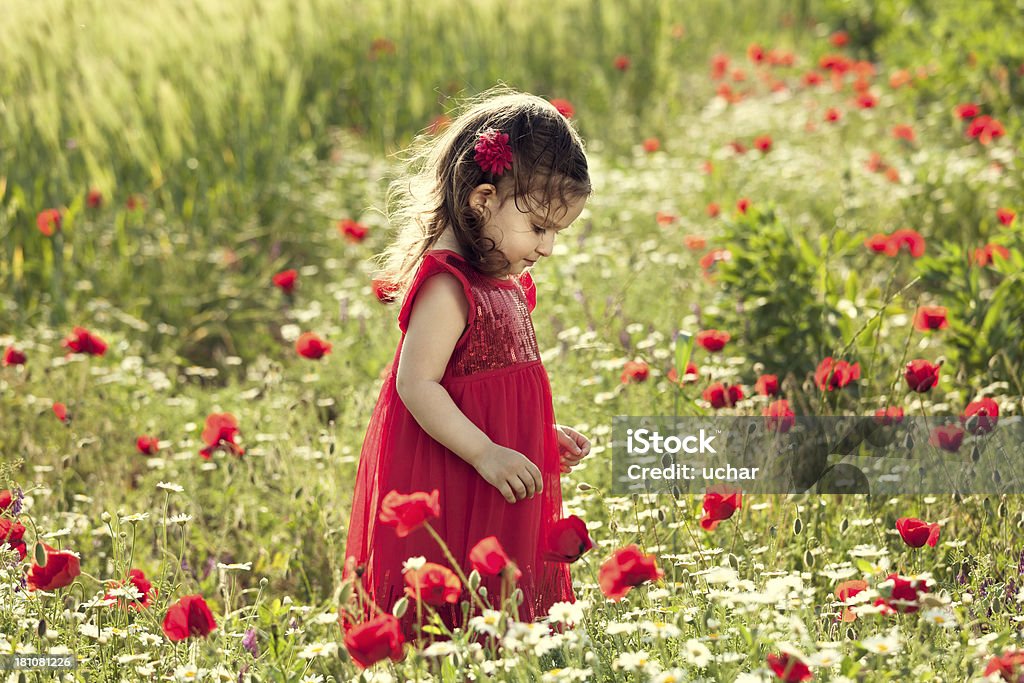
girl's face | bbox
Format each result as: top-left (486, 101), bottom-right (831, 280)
top-left (476, 186), bottom-right (587, 276)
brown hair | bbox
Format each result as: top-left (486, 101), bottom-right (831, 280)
top-left (376, 86), bottom-right (591, 300)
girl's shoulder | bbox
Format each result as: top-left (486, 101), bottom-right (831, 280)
top-left (398, 250), bottom-right (477, 335)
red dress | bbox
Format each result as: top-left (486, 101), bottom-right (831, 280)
top-left (343, 249), bottom-right (574, 639)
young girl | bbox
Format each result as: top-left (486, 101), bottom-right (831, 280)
top-left (343, 89), bottom-right (593, 640)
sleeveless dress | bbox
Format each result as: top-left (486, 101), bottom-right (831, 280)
top-left (343, 249), bottom-right (574, 640)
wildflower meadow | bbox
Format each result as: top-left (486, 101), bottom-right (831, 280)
top-left (2, 0), bottom-right (1023, 681)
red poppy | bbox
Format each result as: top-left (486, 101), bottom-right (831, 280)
top-left (865, 152), bottom-right (886, 173)
top-left (766, 49), bottom-right (794, 67)
top-left (730, 140), bottom-right (748, 155)
top-left (642, 138), bottom-right (661, 153)
top-left (855, 92), bottom-right (878, 108)
top-left (62, 327), bottom-right (107, 356)
top-left (136, 435), bottom-right (160, 455)
top-left (961, 397), bottom-right (999, 435)
top-left (736, 198), bottom-right (751, 214)
top-left (372, 278), bottom-right (399, 304)
top-left (955, 103), bottom-right (980, 119)
top-left (339, 219), bottom-right (369, 243)
top-left (199, 412), bottom-right (245, 459)
top-left (2, 347), bottom-right (26, 366)
top-left (730, 68), bottom-right (747, 83)
top-left (997, 208), bottom-right (1016, 227)
top-left (828, 29), bottom-right (849, 46)
top-left (973, 243), bottom-right (1010, 266)
top-left (824, 107), bottom-right (842, 122)
top-left (913, 306), bottom-right (948, 331)
top-left (763, 399), bottom-right (795, 434)
top-left (984, 650), bottom-right (1024, 682)
top-left (0, 490), bottom-right (12, 511)
top-left (819, 54), bottom-right (852, 73)
top-left (703, 382), bottom-right (744, 409)
top-left (27, 547), bottom-right (81, 591)
top-left (403, 562), bottom-right (461, 605)
top-left (699, 248), bottom-right (731, 277)
top-left (469, 536), bottom-right (521, 581)
top-left (549, 98), bottom-right (575, 119)
top-left (753, 135), bottom-right (772, 153)
top-left (87, 189), bottom-right (103, 208)
top-left (876, 573), bottom-right (929, 613)
top-left (895, 517), bottom-right (940, 548)
top-left (889, 69), bottom-right (912, 88)
top-left (613, 55), bottom-right (631, 71)
top-left (835, 579), bottom-right (868, 622)
top-left (378, 489), bottom-right (440, 538)
top-left (814, 357), bottom-right (860, 391)
top-left (682, 235), bottom-right (707, 252)
top-left (667, 362), bottom-right (699, 386)
top-left (598, 544), bottom-right (664, 600)
top-left (36, 209), bottom-right (62, 236)
top-left (889, 228), bottom-right (926, 257)
top-left (620, 360), bottom-right (649, 384)
top-left (272, 269), bottom-right (298, 294)
top-left (696, 330), bottom-right (730, 352)
top-left (162, 594), bottom-right (217, 641)
top-left (655, 211), bottom-right (677, 226)
top-left (864, 233), bottom-right (895, 254)
top-left (710, 54), bottom-right (729, 80)
top-left (296, 332), bottom-right (332, 360)
top-left (700, 490), bottom-right (742, 530)
top-left (767, 652), bottom-right (813, 682)
top-left (126, 195), bottom-right (147, 211)
top-left (928, 424), bottom-right (964, 452)
top-left (892, 124), bottom-right (915, 142)
top-left (873, 406), bottom-right (904, 426)
top-left (705, 202), bottom-right (721, 218)
top-left (0, 519), bottom-right (27, 559)
top-left (966, 115), bottom-right (1005, 145)
top-left (105, 568), bottom-right (157, 609)
top-left (803, 71), bottom-right (824, 87)
top-left (544, 515), bottom-right (594, 563)
top-left (904, 359), bottom-right (940, 392)
top-left (53, 402), bottom-right (69, 423)
top-left (746, 43), bottom-right (764, 64)
top-left (754, 374), bottom-right (780, 396)
top-left (344, 613), bottom-right (405, 669)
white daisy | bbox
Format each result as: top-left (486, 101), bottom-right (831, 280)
top-left (860, 631), bottom-right (902, 655)
top-left (297, 641), bottom-right (339, 659)
top-left (683, 639), bottom-right (712, 667)
top-left (422, 641), bottom-right (457, 657)
top-left (612, 650), bottom-right (658, 674)
top-left (921, 607), bottom-right (957, 627)
top-left (468, 609), bottom-right (504, 637)
top-left (640, 620), bottom-right (682, 639)
top-left (651, 669), bottom-right (688, 682)
top-left (157, 481), bottom-right (185, 493)
top-left (402, 556), bottom-right (426, 573)
top-left (547, 600), bottom-right (586, 625)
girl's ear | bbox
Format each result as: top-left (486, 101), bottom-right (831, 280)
top-left (467, 184), bottom-right (498, 213)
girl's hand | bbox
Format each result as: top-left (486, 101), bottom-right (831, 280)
top-left (473, 444), bottom-right (544, 504)
top-left (556, 424), bottom-right (591, 474)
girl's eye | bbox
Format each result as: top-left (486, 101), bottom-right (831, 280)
top-left (532, 224), bottom-right (546, 233)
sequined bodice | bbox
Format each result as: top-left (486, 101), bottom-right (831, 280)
top-left (430, 252), bottom-right (540, 378)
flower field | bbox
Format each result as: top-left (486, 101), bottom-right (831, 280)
top-left (2, 0), bottom-right (1023, 681)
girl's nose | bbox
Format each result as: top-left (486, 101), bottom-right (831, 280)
top-left (536, 231), bottom-right (555, 257)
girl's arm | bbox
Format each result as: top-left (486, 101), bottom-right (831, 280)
top-left (396, 273), bottom-right (542, 504)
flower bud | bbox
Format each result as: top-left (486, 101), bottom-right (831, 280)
top-left (393, 597), bottom-right (408, 619)
top-left (468, 570), bottom-right (481, 591)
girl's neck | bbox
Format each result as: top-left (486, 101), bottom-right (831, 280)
top-left (430, 230), bottom-right (465, 257)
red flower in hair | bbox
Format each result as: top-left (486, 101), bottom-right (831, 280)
top-left (549, 98), bottom-right (575, 119)
top-left (474, 129), bottom-right (513, 176)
